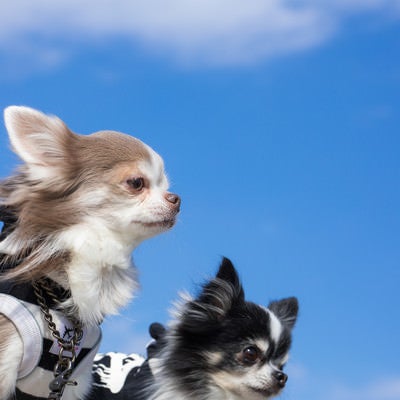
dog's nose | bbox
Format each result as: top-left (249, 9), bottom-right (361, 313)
top-left (165, 193), bottom-right (181, 210)
top-left (272, 370), bottom-right (288, 388)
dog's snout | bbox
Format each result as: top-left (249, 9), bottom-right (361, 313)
top-left (273, 370), bottom-right (288, 388)
top-left (165, 193), bottom-right (181, 210)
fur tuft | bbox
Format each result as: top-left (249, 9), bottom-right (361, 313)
top-left (268, 297), bottom-right (299, 330)
top-left (174, 257), bottom-right (245, 334)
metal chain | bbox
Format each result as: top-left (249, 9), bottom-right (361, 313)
top-left (33, 279), bottom-right (83, 399)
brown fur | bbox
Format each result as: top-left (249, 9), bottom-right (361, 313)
top-left (0, 314), bottom-right (21, 399)
top-left (0, 106), bottom-right (180, 399)
top-left (0, 107), bottom-right (178, 286)
top-left (0, 119), bottom-right (153, 282)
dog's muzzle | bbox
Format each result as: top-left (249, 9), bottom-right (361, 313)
top-left (165, 193), bottom-right (181, 212)
top-left (272, 370), bottom-right (288, 388)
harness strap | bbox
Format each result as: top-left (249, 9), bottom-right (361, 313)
top-left (0, 293), bottom-right (42, 378)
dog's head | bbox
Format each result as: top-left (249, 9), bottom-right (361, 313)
top-left (0, 106), bottom-right (180, 278)
top-left (163, 258), bottom-right (298, 399)
top-left (2, 106), bottom-right (180, 240)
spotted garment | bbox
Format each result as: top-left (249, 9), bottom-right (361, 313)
top-left (88, 323), bottom-right (166, 400)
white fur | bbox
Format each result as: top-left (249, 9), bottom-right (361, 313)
top-left (211, 362), bottom-right (280, 400)
top-left (4, 106), bottom-right (66, 167)
top-left (266, 309), bottom-right (283, 344)
top-left (0, 321), bottom-right (23, 400)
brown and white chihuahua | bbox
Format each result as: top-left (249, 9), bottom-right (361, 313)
top-left (0, 106), bottom-right (180, 400)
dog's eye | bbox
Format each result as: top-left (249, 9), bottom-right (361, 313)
top-left (127, 177), bottom-right (145, 191)
top-left (241, 346), bottom-right (260, 365)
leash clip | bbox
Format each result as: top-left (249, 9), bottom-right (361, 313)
top-left (48, 361), bottom-right (77, 400)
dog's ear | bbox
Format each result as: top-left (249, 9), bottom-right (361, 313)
top-left (179, 257), bottom-right (245, 333)
top-left (216, 257), bottom-right (245, 301)
top-left (198, 257), bottom-right (245, 311)
top-left (4, 106), bottom-right (75, 167)
top-left (268, 297), bottom-right (299, 330)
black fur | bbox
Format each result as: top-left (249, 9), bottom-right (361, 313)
top-left (89, 258), bottom-right (299, 400)
top-left (161, 259), bottom-right (298, 397)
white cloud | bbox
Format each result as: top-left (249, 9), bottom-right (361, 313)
top-left (0, 0), bottom-right (399, 74)
top-left (329, 377), bottom-right (400, 400)
top-left (286, 362), bottom-right (400, 400)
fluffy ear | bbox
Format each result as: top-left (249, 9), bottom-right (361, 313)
top-left (4, 106), bottom-right (75, 166)
top-left (179, 257), bottom-right (244, 333)
top-left (215, 257), bottom-right (245, 300)
top-left (198, 257), bottom-right (245, 310)
top-left (268, 297), bottom-right (299, 330)
top-left (149, 322), bottom-right (166, 340)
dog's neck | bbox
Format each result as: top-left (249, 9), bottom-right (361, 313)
top-left (148, 358), bottom-right (234, 400)
top-left (148, 381), bottom-right (237, 400)
top-left (0, 215), bottom-right (139, 327)
top-left (55, 220), bottom-right (139, 326)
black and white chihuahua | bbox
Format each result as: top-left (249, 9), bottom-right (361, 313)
top-left (90, 258), bottom-right (299, 400)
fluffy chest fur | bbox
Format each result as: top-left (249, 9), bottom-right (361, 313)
top-left (58, 220), bottom-right (139, 326)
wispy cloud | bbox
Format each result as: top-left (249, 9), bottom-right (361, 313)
top-left (329, 377), bottom-right (400, 400)
top-left (286, 362), bottom-right (400, 400)
top-left (0, 0), bottom-right (399, 76)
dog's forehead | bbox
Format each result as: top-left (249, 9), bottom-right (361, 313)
top-left (138, 147), bottom-right (168, 187)
top-left (76, 130), bottom-right (169, 189)
top-left (261, 306), bottom-right (283, 344)
top-left (82, 130), bottom-right (152, 163)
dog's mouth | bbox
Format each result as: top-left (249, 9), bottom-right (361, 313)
top-left (249, 385), bottom-right (281, 398)
top-left (135, 217), bottom-right (176, 229)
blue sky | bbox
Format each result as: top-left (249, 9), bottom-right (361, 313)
top-left (0, 1), bottom-right (399, 399)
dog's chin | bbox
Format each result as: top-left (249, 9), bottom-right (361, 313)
top-left (134, 217), bottom-right (177, 231)
top-left (249, 385), bottom-right (282, 399)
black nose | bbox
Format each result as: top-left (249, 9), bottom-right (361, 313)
top-left (272, 370), bottom-right (288, 387)
top-left (165, 193), bottom-right (181, 210)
